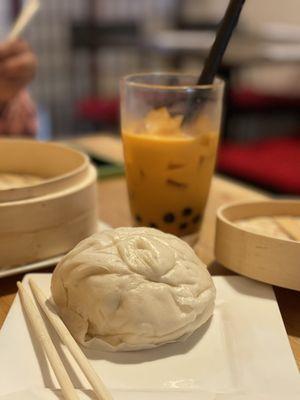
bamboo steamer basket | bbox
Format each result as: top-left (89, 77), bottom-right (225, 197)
top-left (215, 200), bottom-right (300, 291)
top-left (0, 139), bottom-right (98, 269)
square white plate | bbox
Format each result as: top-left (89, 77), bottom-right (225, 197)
top-left (0, 274), bottom-right (299, 399)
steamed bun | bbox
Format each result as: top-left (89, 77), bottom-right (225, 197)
top-left (51, 227), bottom-right (215, 351)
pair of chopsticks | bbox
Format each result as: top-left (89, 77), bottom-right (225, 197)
top-left (8, 0), bottom-right (40, 40)
top-left (17, 280), bottom-right (114, 400)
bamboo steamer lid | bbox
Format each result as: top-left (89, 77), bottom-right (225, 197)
top-left (0, 139), bottom-right (98, 269)
top-left (215, 200), bottom-right (300, 291)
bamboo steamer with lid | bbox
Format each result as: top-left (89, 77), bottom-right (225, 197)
top-left (0, 139), bottom-right (98, 269)
top-left (215, 200), bottom-right (300, 291)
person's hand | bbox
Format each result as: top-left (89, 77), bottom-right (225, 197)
top-left (0, 91), bottom-right (37, 137)
top-left (0, 39), bottom-right (37, 104)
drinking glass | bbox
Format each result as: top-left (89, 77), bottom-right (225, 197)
top-left (120, 72), bottom-right (224, 239)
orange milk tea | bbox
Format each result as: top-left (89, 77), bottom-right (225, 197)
top-left (122, 107), bottom-right (219, 236)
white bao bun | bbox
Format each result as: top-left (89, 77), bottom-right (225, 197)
top-left (51, 227), bottom-right (216, 351)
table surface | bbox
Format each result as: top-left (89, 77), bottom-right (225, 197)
top-left (0, 137), bottom-right (299, 371)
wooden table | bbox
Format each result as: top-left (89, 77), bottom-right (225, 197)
top-left (1, 166), bottom-right (299, 370)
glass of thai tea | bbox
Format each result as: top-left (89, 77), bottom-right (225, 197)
top-left (120, 72), bottom-right (224, 241)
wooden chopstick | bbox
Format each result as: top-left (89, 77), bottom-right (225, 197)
top-left (29, 279), bottom-right (114, 400)
top-left (8, 0), bottom-right (40, 40)
top-left (17, 282), bottom-right (80, 400)
top-left (274, 216), bottom-right (300, 241)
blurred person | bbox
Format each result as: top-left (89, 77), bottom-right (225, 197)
top-left (0, 38), bottom-right (37, 137)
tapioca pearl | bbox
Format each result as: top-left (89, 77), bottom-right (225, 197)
top-left (149, 222), bottom-right (158, 228)
top-left (182, 207), bottom-right (192, 217)
top-left (179, 222), bottom-right (188, 230)
top-left (192, 214), bottom-right (201, 224)
top-left (163, 213), bottom-right (175, 223)
top-left (135, 214), bottom-right (142, 223)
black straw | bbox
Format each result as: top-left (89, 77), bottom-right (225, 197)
top-left (183, 0), bottom-right (246, 125)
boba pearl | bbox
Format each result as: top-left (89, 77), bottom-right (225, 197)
top-left (179, 222), bottom-right (188, 230)
top-left (182, 207), bottom-right (192, 217)
top-left (163, 213), bottom-right (175, 223)
top-left (135, 214), bottom-right (142, 223)
top-left (192, 214), bottom-right (201, 224)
